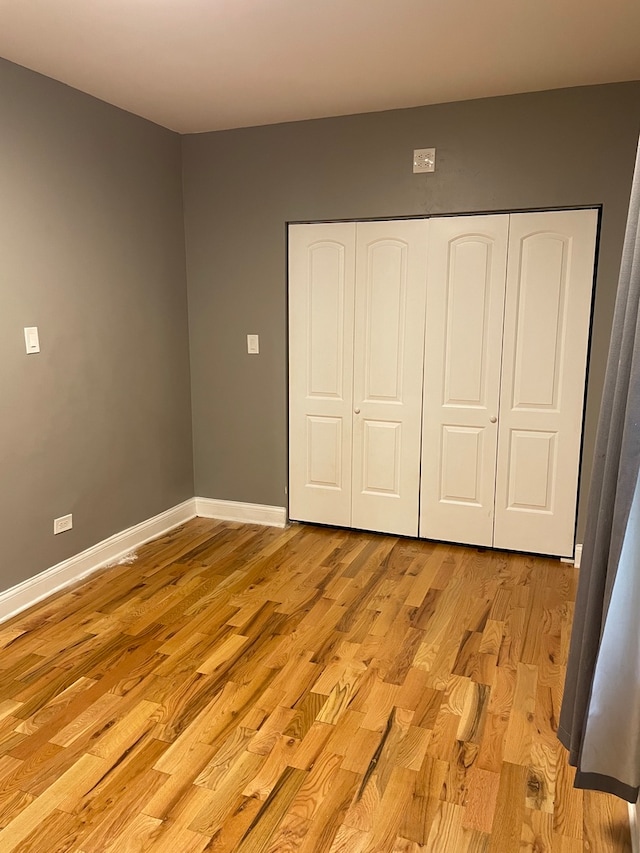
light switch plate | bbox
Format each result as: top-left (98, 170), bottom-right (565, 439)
top-left (413, 148), bottom-right (436, 173)
top-left (24, 326), bottom-right (40, 354)
top-left (247, 334), bottom-right (259, 354)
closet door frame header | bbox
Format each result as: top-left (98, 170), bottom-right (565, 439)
top-left (286, 204), bottom-right (601, 228)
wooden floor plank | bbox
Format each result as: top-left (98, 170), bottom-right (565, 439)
top-left (0, 518), bottom-right (630, 852)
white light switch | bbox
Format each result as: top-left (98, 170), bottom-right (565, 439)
top-left (247, 334), bottom-right (259, 354)
top-left (24, 327), bottom-right (40, 354)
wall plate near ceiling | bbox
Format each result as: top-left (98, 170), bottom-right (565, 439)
top-left (413, 148), bottom-right (436, 173)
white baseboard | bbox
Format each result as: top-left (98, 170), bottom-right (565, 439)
top-left (0, 497), bottom-right (286, 626)
top-left (560, 543), bottom-right (583, 568)
top-left (0, 499), bottom-right (197, 625)
top-left (195, 497), bottom-right (287, 528)
top-left (630, 801), bottom-right (639, 853)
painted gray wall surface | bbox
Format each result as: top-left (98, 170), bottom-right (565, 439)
top-left (0, 58), bottom-right (193, 589)
top-left (182, 83), bottom-right (640, 542)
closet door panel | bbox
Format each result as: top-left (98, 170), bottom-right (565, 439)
top-left (420, 215), bottom-right (509, 546)
top-left (352, 219), bottom-right (429, 536)
top-left (289, 223), bottom-right (356, 525)
top-left (494, 209), bottom-right (598, 556)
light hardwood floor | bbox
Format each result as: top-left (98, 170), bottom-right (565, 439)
top-left (0, 518), bottom-right (631, 852)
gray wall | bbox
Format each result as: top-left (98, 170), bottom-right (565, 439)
top-left (182, 82), bottom-right (640, 542)
top-left (2, 68), bottom-right (639, 595)
top-left (0, 58), bottom-right (193, 589)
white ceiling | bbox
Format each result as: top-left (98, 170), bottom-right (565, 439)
top-left (0, 0), bottom-right (639, 134)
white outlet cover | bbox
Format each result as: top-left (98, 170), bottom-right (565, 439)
top-left (247, 334), bottom-right (259, 354)
top-left (54, 514), bottom-right (73, 534)
top-left (413, 148), bottom-right (436, 173)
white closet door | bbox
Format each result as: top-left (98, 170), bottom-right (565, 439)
top-left (288, 222), bottom-right (356, 526)
top-left (420, 215), bottom-right (510, 546)
top-left (351, 220), bottom-right (429, 536)
top-left (494, 209), bottom-right (598, 557)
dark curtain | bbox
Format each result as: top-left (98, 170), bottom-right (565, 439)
top-left (558, 137), bottom-right (640, 802)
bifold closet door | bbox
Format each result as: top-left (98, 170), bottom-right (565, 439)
top-left (289, 218), bottom-right (428, 537)
top-left (493, 209), bottom-right (598, 557)
top-left (288, 222), bottom-right (356, 526)
top-left (351, 220), bottom-right (429, 536)
top-left (420, 215), bottom-right (510, 546)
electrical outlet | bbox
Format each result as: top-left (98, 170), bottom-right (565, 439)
top-left (54, 514), bottom-right (73, 535)
top-left (247, 334), bottom-right (259, 354)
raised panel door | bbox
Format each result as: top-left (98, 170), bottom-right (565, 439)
top-left (493, 209), bottom-right (598, 556)
top-left (352, 219), bottom-right (429, 536)
top-left (288, 222), bottom-right (356, 525)
top-left (420, 215), bottom-right (509, 546)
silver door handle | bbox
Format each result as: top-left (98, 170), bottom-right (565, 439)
top-left (489, 416), bottom-right (497, 423)
top-left (354, 408), bottom-right (361, 414)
